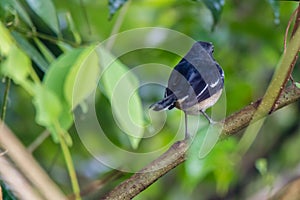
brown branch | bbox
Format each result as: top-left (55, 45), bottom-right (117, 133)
top-left (0, 122), bottom-right (66, 200)
top-left (222, 86), bottom-right (300, 137)
top-left (0, 156), bottom-right (44, 200)
top-left (102, 85), bottom-right (300, 200)
top-left (269, 176), bottom-right (300, 200)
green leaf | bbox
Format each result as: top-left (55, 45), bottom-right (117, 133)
top-left (267, 0), bottom-right (280, 25)
top-left (1, 45), bottom-right (31, 84)
top-left (255, 158), bottom-right (268, 176)
top-left (295, 82), bottom-right (300, 89)
top-left (43, 48), bottom-right (84, 130)
top-left (98, 47), bottom-right (144, 149)
top-left (44, 48), bottom-right (83, 102)
top-left (0, 22), bottom-right (34, 95)
top-left (64, 46), bottom-right (100, 109)
top-left (203, 0), bottom-right (225, 27)
top-left (108, 0), bottom-right (128, 19)
top-left (0, 21), bottom-right (13, 55)
top-left (11, 31), bottom-right (49, 72)
top-left (0, 0), bottom-right (34, 27)
top-left (33, 85), bottom-right (62, 127)
top-left (32, 84), bottom-right (74, 144)
top-left (25, 0), bottom-right (60, 34)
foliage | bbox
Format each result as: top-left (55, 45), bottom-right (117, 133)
top-left (0, 0), bottom-right (300, 199)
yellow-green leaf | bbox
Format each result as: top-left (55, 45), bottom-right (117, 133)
top-left (98, 47), bottom-right (144, 149)
top-left (64, 45), bottom-right (100, 110)
top-left (1, 45), bottom-right (31, 84)
top-left (0, 21), bottom-right (13, 55)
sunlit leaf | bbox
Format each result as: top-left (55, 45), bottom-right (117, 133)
top-left (44, 48), bottom-right (84, 130)
top-left (0, 22), bottom-right (34, 94)
top-left (33, 85), bottom-right (62, 127)
top-left (11, 31), bottom-right (49, 72)
top-left (98, 47), bottom-right (144, 149)
top-left (0, 21), bottom-right (13, 54)
top-left (32, 84), bottom-right (73, 145)
top-left (64, 46), bottom-right (100, 110)
top-left (295, 82), bottom-right (300, 89)
top-left (108, 0), bottom-right (128, 19)
top-left (1, 45), bottom-right (31, 85)
top-left (25, 0), bottom-right (60, 34)
top-left (44, 48), bottom-right (83, 101)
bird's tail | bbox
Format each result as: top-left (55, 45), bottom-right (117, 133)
top-left (149, 95), bottom-right (176, 111)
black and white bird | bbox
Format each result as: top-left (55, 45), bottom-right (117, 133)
top-left (149, 41), bottom-right (224, 138)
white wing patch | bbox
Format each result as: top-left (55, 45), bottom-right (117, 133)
top-left (210, 79), bottom-right (219, 88)
top-left (197, 84), bottom-right (208, 98)
top-left (177, 95), bottom-right (189, 103)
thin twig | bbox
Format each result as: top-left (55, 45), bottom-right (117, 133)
top-left (11, 26), bottom-right (80, 47)
top-left (27, 130), bottom-right (50, 153)
top-left (68, 170), bottom-right (124, 199)
top-left (1, 77), bottom-right (11, 121)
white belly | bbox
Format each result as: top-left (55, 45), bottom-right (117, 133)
top-left (179, 89), bottom-right (222, 115)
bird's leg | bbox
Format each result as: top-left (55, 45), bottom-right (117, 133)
top-left (200, 110), bottom-right (216, 124)
top-left (184, 111), bottom-right (189, 139)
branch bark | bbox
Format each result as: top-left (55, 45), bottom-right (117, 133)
top-left (0, 156), bottom-right (44, 200)
top-left (270, 176), bottom-right (300, 200)
top-left (102, 85), bottom-right (300, 200)
top-left (0, 122), bottom-right (66, 200)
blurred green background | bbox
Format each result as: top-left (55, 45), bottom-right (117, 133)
top-left (1, 0), bottom-right (300, 199)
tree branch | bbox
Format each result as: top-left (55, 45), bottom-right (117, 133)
top-left (0, 122), bottom-right (66, 200)
top-left (0, 156), bottom-right (44, 200)
top-left (102, 85), bottom-right (300, 200)
top-left (270, 176), bottom-right (300, 200)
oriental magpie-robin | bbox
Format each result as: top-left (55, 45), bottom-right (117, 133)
top-left (149, 41), bottom-right (224, 138)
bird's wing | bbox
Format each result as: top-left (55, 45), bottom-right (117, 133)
top-left (187, 67), bottom-right (211, 103)
top-left (149, 92), bottom-right (176, 111)
top-left (171, 59), bottom-right (211, 103)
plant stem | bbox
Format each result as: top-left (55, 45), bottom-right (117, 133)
top-left (1, 77), bottom-right (11, 121)
top-left (237, 25), bottom-right (300, 155)
top-left (54, 121), bottom-right (81, 200)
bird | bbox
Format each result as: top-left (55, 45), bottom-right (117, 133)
top-left (149, 41), bottom-right (224, 139)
